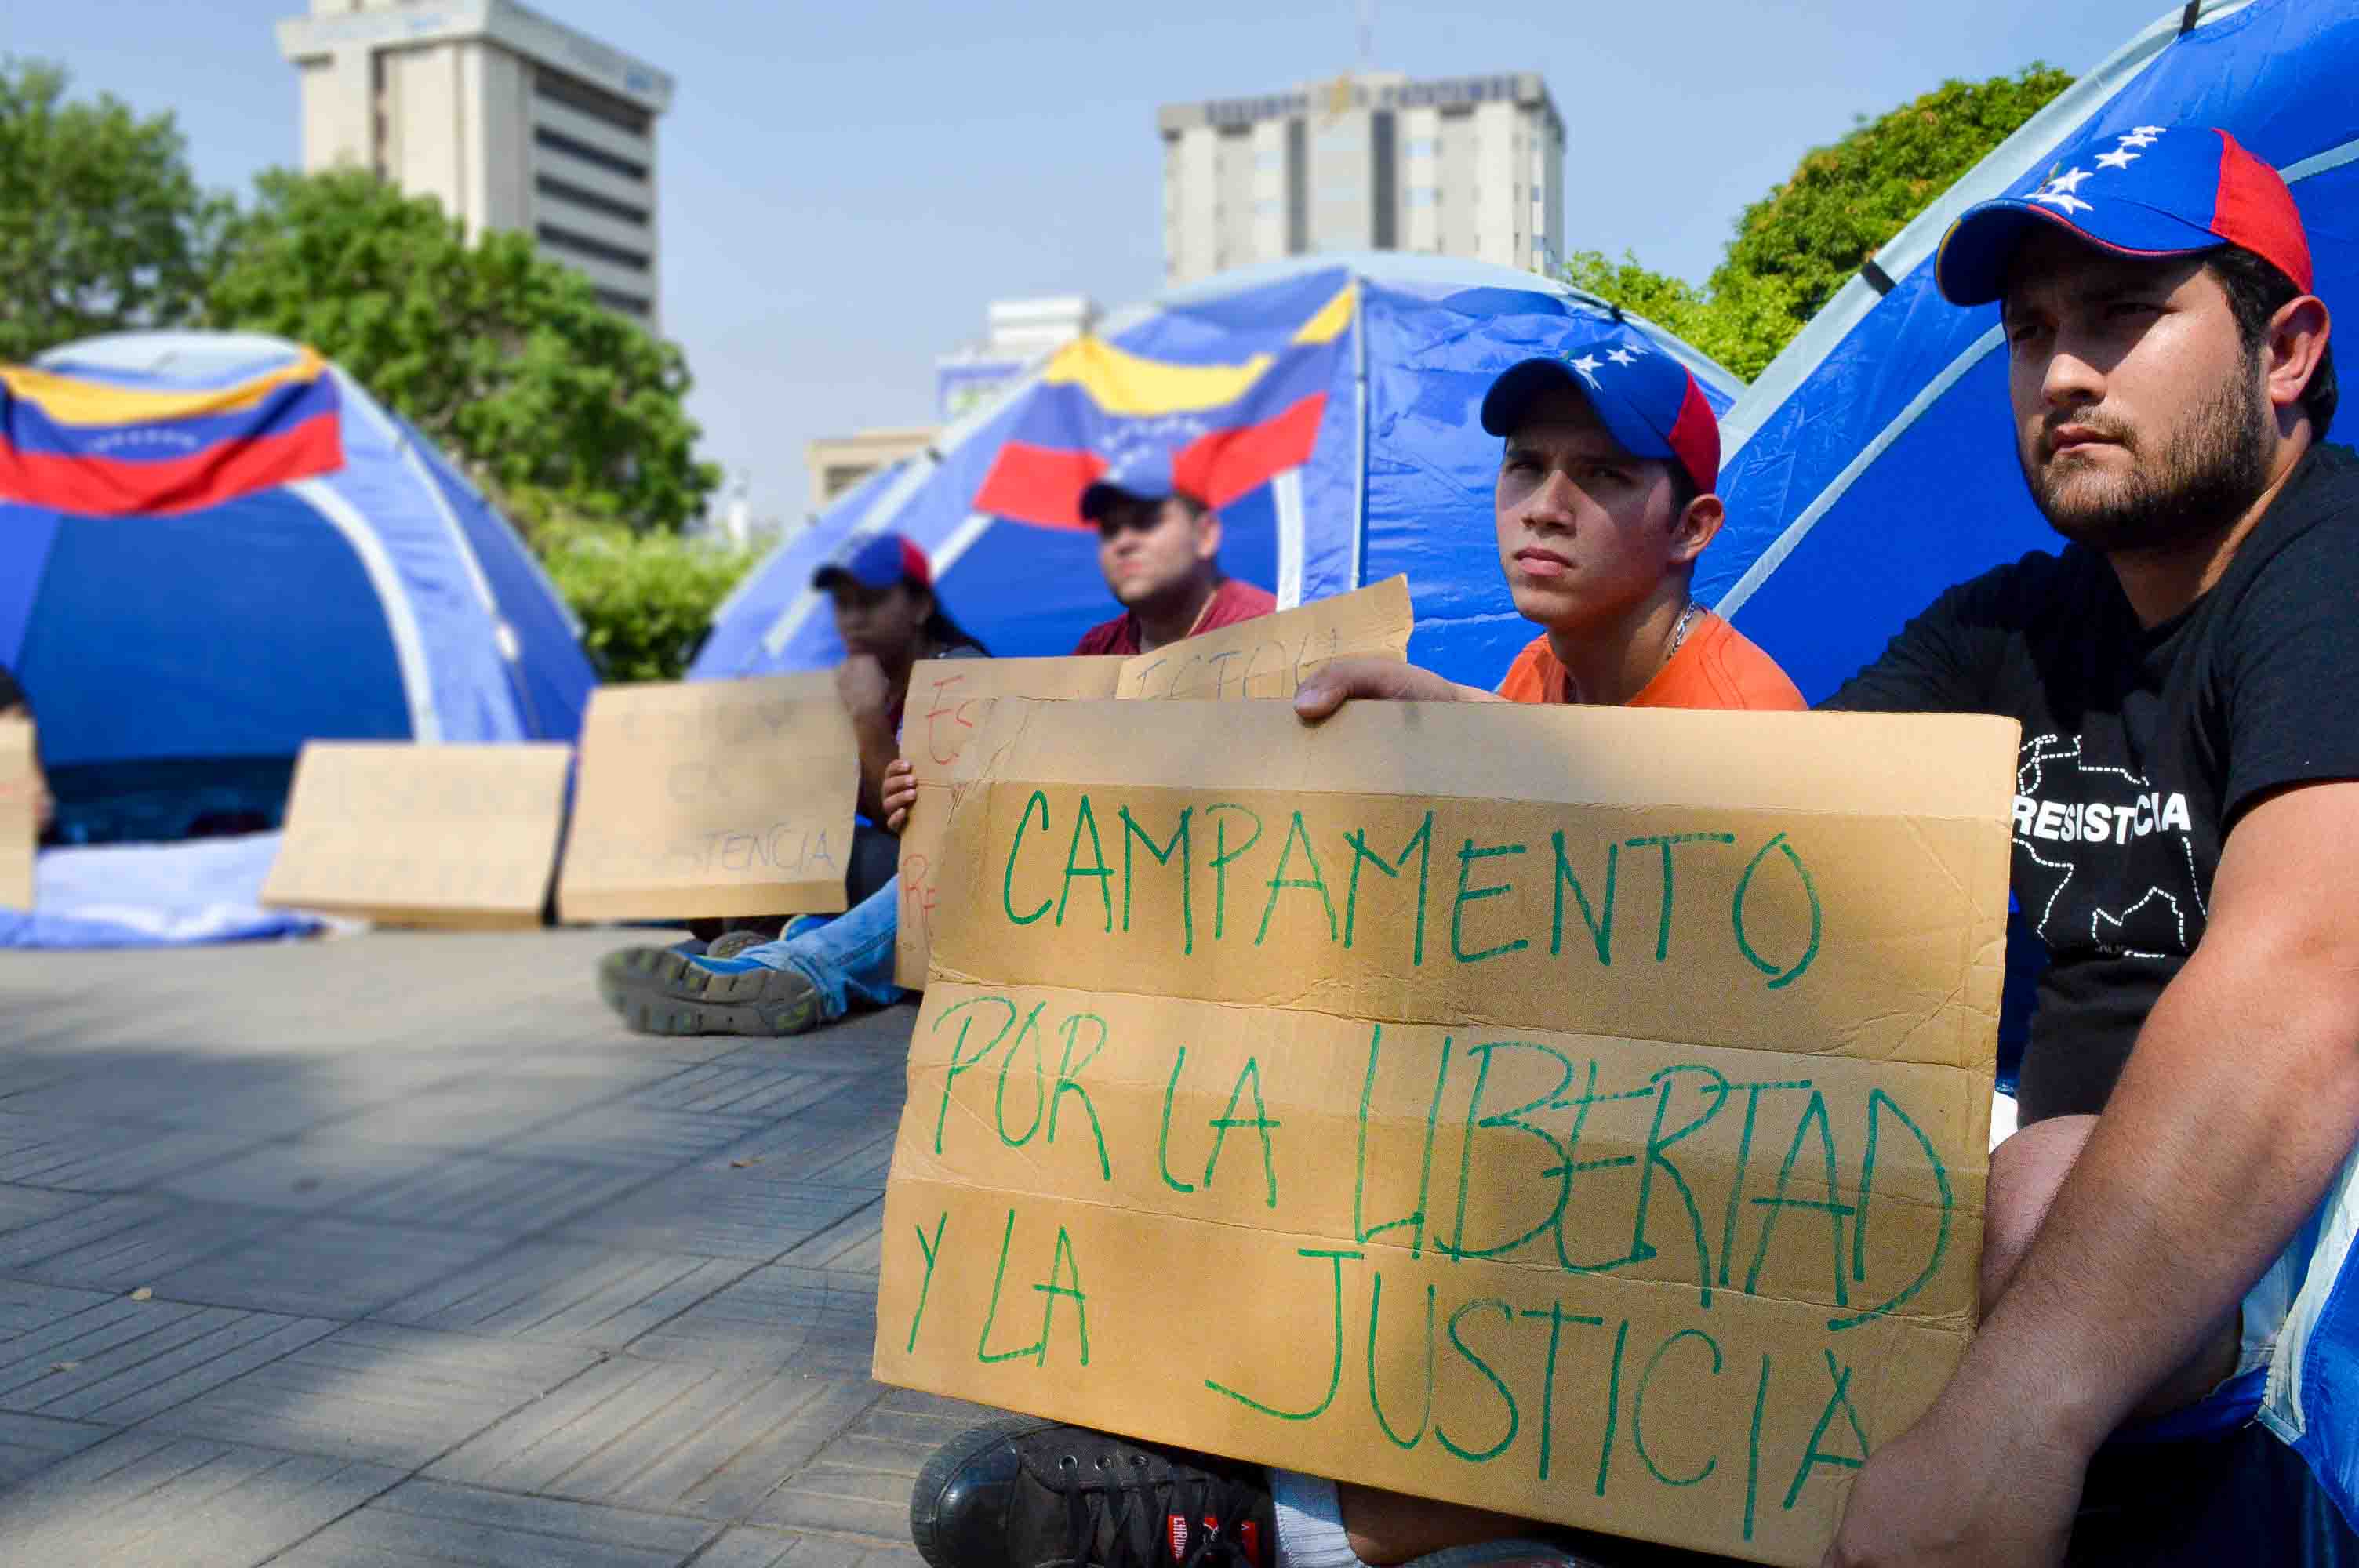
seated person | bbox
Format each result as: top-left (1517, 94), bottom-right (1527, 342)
top-left (1072, 449), bottom-right (1276, 653)
top-left (911, 331), bottom-right (1799, 1568)
top-left (596, 532), bottom-right (985, 1029)
top-left (598, 453), bottom-right (1278, 1038)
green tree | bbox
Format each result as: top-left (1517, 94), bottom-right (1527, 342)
top-left (535, 513), bottom-right (758, 681)
top-left (0, 57), bottom-right (227, 361)
top-left (1565, 64), bottom-right (2075, 379)
top-left (208, 168), bottom-right (719, 532)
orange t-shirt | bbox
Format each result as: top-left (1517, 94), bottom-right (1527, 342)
top-left (1494, 612), bottom-right (1805, 711)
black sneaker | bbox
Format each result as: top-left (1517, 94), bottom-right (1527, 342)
top-left (595, 946), bottom-right (821, 1036)
top-left (911, 1417), bottom-right (1273, 1568)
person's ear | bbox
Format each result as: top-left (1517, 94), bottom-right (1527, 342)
top-left (2266, 294), bottom-right (2332, 431)
top-left (1668, 490), bottom-right (1723, 569)
top-left (1194, 506), bottom-right (1223, 563)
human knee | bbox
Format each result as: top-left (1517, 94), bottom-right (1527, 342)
top-left (1981, 1112), bottom-right (2098, 1308)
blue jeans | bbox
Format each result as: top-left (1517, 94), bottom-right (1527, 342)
top-left (733, 883), bottom-right (907, 1022)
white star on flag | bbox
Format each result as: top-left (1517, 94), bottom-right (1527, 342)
top-left (1568, 354), bottom-right (1602, 387)
top-left (2045, 166), bottom-right (2094, 194)
top-left (2032, 189), bottom-right (2094, 216)
top-left (2119, 130), bottom-right (2161, 150)
top-left (1605, 347), bottom-right (1637, 367)
top-left (2095, 148), bottom-right (2139, 171)
top-left (2132, 125), bottom-right (2168, 137)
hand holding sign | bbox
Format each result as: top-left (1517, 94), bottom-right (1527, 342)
top-left (883, 757), bottom-right (920, 835)
top-left (1293, 655), bottom-right (1501, 720)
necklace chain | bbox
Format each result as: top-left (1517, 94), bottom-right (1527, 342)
top-left (1665, 604), bottom-right (1703, 666)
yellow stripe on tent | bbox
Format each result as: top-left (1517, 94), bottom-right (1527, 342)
top-left (1035, 281), bottom-right (1354, 416)
top-left (1291, 282), bottom-right (1355, 346)
top-left (0, 347), bottom-right (329, 427)
top-left (1038, 338), bottom-right (1277, 416)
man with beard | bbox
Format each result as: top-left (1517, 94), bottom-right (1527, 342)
top-left (1814, 125), bottom-right (2359, 1566)
top-left (1294, 126), bottom-right (2359, 1566)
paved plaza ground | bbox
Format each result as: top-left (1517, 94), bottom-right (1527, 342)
top-left (0, 927), bottom-right (979, 1566)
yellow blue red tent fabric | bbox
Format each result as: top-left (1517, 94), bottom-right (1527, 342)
top-left (694, 253), bottom-right (1740, 685)
top-left (0, 347), bottom-right (342, 517)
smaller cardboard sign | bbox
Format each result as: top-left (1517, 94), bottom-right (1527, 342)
top-left (895, 657), bottom-right (1126, 987)
top-left (262, 742), bottom-right (571, 927)
top-left (558, 674), bottom-right (859, 924)
top-left (1113, 575), bottom-right (1413, 699)
top-left (0, 717), bottom-right (36, 911)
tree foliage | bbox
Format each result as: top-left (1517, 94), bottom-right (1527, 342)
top-left (1566, 64), bottom-right (2076, 380)
top-left (0, 57), bottom-right (226, 361)
top-left (535, 512), bottom-right (758, 682)
top-left (208, 169), bottom-right (718, 531)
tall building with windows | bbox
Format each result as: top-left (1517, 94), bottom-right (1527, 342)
top-left (1157, 71), bottom-right (1564, 285)
top-left (277, 0), bottom-right (671, 325)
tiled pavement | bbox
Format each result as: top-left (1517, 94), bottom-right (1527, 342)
top-left (0, 928), bottom-right (981, 1566)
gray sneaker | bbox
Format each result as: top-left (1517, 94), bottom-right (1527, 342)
top-left (705, 928), bottom-right (772, 960)
top-left (596, 946), bottom-right (821, 1036)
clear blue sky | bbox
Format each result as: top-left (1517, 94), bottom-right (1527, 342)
top-left (3, 0), bottom-right (2172, 526)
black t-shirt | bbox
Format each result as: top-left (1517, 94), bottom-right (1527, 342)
top-left (1827, 442), bottom-right (2359, 1123)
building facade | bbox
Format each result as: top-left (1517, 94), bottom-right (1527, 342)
top-left (277, 0), bottom-right (671, 325)
top-left (1157, 71), bottom-right (1564, 285)
top-left (805, 428), bottom-right (936, 514)
top-left (934, 296), bottom-right (1099, 423)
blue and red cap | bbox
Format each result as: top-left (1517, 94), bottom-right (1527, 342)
top-left (812, 532), bottom-right (932, 593)
top-left (1078, 447), bottom-right (1186, 524)
top-left (1478, 331), bottom-right (1720, 495)
top-left (1936, 125), bottom-right (2312, 307)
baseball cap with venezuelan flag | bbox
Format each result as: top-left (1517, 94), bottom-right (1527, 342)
top-left (1935, 125), bottom-right (2312, 306)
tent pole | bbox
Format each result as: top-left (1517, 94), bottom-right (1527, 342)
top-left (1350, 277), bottom-right (1370, 590)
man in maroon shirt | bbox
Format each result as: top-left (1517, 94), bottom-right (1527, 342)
top-left (1070, 450), bottom-right (1275, 655)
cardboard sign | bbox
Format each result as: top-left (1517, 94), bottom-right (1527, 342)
top-left (0, 717), bottom-right (35, 911)
top-left (874, 700), bottom-right (2016, 1566)
top-left (262, 742), bottom-right (571, 928)
top-left (1114, 575), bottom-right (1414, 699)
top-left (558, 674), bottom-right (859, 924)
top-left (895, 657), bottom-right (1127, 989)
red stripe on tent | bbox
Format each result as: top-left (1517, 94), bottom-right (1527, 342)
top-left (1173, 393), bottom-right (1327, 510)
top-left (0, 409), bottom-right (344, 517)
top-left (972, 441), bottom-right (1107, 531)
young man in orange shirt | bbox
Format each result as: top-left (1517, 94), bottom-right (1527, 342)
top-left (910, 331), bottom-right (1797, 1568)
top-left (1475, 330), bottom-right (1797, 712)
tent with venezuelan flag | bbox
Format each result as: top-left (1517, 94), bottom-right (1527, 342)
top-left (0, 330), bottom-right (591, 876)
top-left (693, 252), bottom-right (1741, 686)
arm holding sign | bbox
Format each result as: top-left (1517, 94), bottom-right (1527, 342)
top-left (1825, 781), bottom-right (2359, 1567)
top-left (1291, 655), bottom-right (1503, 720)
top-left (882, 757), bottom-right (918, 835)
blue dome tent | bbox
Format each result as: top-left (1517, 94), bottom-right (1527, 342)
top-left (2, 331), bottom-right (594, 848)
top-left (692, 254), bottom-right (1741, 688)
top-left (1701, 0), bottom-right (2359, 1530)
